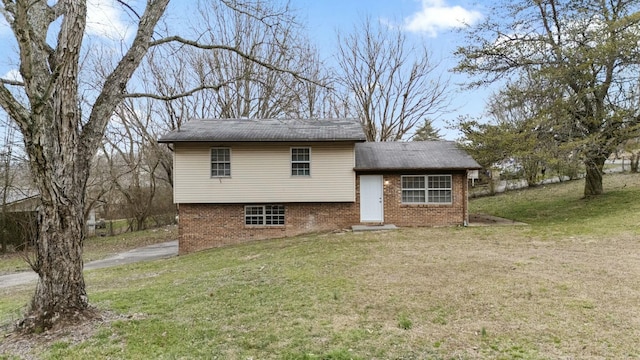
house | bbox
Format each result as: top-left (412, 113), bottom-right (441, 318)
top-left (1, 191), bottom-right (103, 237)
top-left (159, 118), bottom-right (481, 254)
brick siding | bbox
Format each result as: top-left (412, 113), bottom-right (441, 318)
top-left (178, 202), bottom-right (358, 254)
top-left (373, 172), bottom-right (468, 227)
top-left (178, 171), bottom-right (469, 253)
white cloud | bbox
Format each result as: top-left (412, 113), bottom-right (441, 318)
top-left (0, 1), bottom-right (133, 40)
top-left (404, 0), bottom-right (483, 36)
top-left (86, 0), bottom-right (133, 40)
top-left (2, 69), bottom-right (21, 82)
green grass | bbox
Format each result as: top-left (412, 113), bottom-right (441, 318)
top-left (470, 172), bottom-right (640, 236)
top-left (2, 173), bottom-right (640, 359)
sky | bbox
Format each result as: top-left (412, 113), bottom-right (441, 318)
top-left (296, 0), bottom-right (490, 138)
top-left (0, 0), bottom-right (492, 140)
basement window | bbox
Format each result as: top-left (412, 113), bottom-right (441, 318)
top-left (245, 205), bottom-right (285, 226)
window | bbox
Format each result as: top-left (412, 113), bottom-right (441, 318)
top-left (291, 147), bottom-right (310, 176)
top-left (402, 176), bottom-right (426, 203)
top-left (211, 148), bottom-right (230, 177)
top-left (245, 205), bottom-right (285, 225)
top-left (401, 175), bottom-right (452, 204)
top-left (428, 175), bottom-right (452, 203)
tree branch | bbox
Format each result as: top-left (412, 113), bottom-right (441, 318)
top-left (115, 0), bottom-right (141, 20)
top-left (0, 78), bottom-right (24, 86)
top-left (149, 36), bottom-right (325, 87)
top-left (82, 0), bottom-right (169, 162)
top-left (0, 84), bottom-right (30, 132)
top-left (220, 0), bottom-right (290, 27)
top-left (123, 84), bottom-right (224, 100)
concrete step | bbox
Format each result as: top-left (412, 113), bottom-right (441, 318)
top-left (352, 224), bottom-right (398, 232)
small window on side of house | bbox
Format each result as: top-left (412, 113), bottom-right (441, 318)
top-left (211, 148), bottom-right (231, 177)
top-left (291, 147), bottom-right (310, 176)
top-left (245, 205), bottom-right (285, 226)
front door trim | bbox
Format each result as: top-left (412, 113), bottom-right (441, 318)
top-left (360, 175), bottom-right (384, 223)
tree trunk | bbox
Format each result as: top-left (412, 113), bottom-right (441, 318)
top-left (20, 98), bottom-right (94, 330)
top-left (24, 197), bottom-right (89, 331)
top-left (630, 154), bottom-right (639, 173)
top-left (0, 0), bottom-right (170, 332)
top-left (0, 213), bottom-right (6, 254)
top-left (583, 156), bottom-right (606, 196)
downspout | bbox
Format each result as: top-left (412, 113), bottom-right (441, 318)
top-left (463, 170), bottom-right (469, 227)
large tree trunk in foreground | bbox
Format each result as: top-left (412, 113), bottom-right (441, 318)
top-left (16, 0), bottom-right (93, 329)
top-left (27, 196), bottom-right (89, 330)
top-left (584, 156), bottom-right (606, 196)
top-left (0, 0), bottom-right (169, 332)
top-left (1, 0), bottom-right (308, 331)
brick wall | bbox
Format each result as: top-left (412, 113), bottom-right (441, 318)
top-left (178, 171), bottom-right (469, 254)
top-left (178, 202), bottom-right (358, 254)
top-left (366, 172), bottom-right (468, 227)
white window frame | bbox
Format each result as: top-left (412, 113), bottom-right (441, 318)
top-left (427, 175), bottom-right (453, 204)
top-left (210, 147), bottom-right (231, 178)
top-left (291, 147), bottom-right (311, 176)
top-left (244, 205), bottom-right (285, 226)
top-left (401, 175), bottom-right (452, 204)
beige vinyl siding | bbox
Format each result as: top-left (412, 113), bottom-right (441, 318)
top-left (173, 142), bottom-right (356, 203)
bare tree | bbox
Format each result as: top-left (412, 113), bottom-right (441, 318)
top-left (336, 17), bottom-right (450, 141)
top-left (130, 0), bottom-right (334, 191)
top-left (0, 119), bottom-right (18, 253)
top-left (176, 0), bottom-right (328, 119)
top-left (102, 99), bottom-right (168, 231)
top-left (0, 117), bottom-right (35, 253)
top-left (0, 0), bottom-right (171, 331)
top-left (285, 45), bottom-right (346, 119)
top-left (0, 0), bottom-right (316, 331)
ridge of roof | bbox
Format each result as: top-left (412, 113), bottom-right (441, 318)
top-left (158, 118), bottom-right (367, 143)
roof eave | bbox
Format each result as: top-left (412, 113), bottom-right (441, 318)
top-left (354, 166), bottom-right (483, 171)
top-left (158, 138), bottom-right (366, 143)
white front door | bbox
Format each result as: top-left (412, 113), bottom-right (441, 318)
top-left (360, 175), bottom-right (384, 222)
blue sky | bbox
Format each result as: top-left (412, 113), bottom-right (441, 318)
top-left (296, 0), bottom-right (490, 139)
top-left (0, 0), bottom-right (492, 140)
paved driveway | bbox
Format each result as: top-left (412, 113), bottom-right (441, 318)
top-left (0, 240), bottom-right (178, 289)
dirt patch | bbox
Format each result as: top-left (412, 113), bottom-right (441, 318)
top-left (468, 213), bottom-right (527, 226)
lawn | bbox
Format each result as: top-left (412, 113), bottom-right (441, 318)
top-left (1, 173), bottom-right (640, 359)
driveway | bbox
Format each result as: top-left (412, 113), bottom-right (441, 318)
top-left (0, 240), bottom-right (178, 289)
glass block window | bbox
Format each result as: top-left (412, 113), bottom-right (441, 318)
top-left (291, 147), bottom-right (310, 176)
top-left (211, 148), bottom-right (231, 177)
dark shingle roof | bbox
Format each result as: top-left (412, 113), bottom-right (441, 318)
top-left (355, 141), bottom-right (481, 170)
top-left (158, 118), bottom-right (366, 143)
